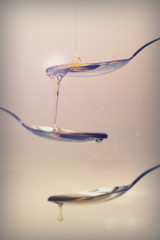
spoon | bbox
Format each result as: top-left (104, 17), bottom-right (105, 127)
top-left (0, 107), bottom-right (107, 142)
top-left (48, 164), bottom-right (160, 221)
top-left (46, 37), bottom-right (160, 78)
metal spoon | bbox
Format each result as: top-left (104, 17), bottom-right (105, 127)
top-left (48, 164), bottom-right (160, 221)
top-left (0, 107), bottom-right (107, 142)
top-left (46, 38), bottom-right (160, 78)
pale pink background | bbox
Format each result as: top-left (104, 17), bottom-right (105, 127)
top-left (0, 1), bottom-right (160, 240)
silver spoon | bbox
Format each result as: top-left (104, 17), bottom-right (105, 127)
top-left (0, 107), bottom-right (107, 142)
top-left (46, 38), bottom-right (160, 78)
top-left (48, 164), bottom-right (160, 221)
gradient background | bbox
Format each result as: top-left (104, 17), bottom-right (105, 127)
top-left (0, 0), bottom-right (160, 240)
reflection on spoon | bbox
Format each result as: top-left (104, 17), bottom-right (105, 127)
top-left (0, 107), bottom-right (107, 142)
top-left (48, 164), bottom-right (160, 221)
top-left (46, 38), bottom-right (160, 78)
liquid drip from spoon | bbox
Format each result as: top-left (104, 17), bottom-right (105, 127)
top-left (49, 0), bottom-right (81, 129)
top-left (48, 164), bottom-right (160, 221)
top-left (49, 74), bottom-right (64, 129)
top-left (57, 203), bottom-right (63, 222)
top-left (50, 52), bottom-right (82, 129)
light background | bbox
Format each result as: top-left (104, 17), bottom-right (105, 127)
top-left (0, 0), bottom-right (160, 240)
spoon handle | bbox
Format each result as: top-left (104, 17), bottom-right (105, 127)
top-left (0, 107), bottom-right (23, 124)
top-left (130, 37), bottom-right (160, 60)
top-left (129, 164), bottom-right (160, 189)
